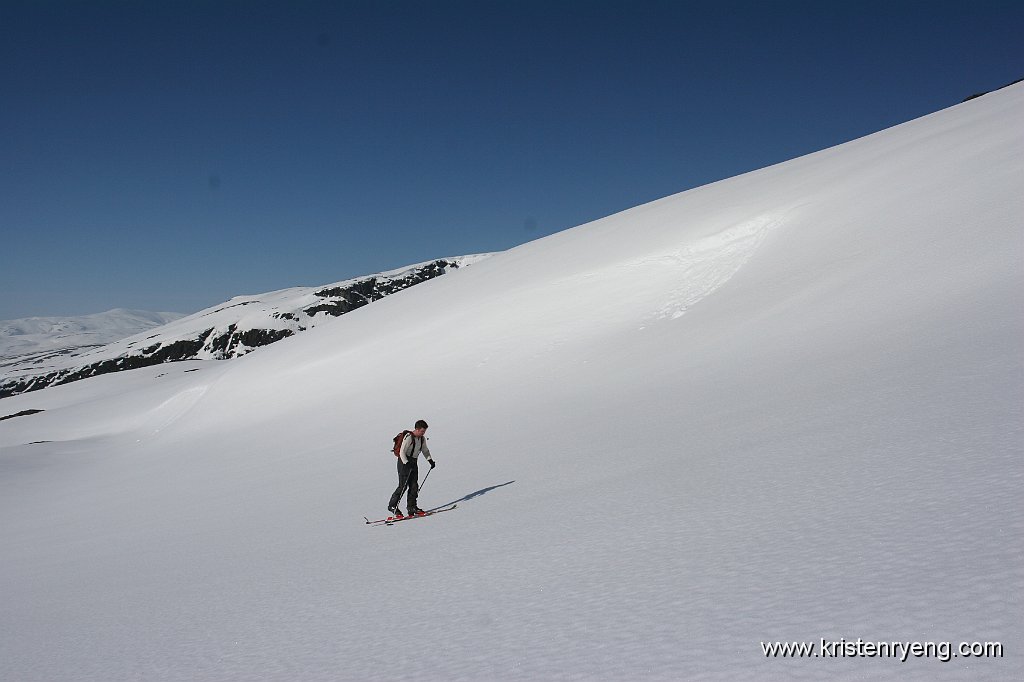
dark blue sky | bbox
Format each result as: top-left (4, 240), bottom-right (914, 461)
top-left (2, 0), bottom-right (1021, 318)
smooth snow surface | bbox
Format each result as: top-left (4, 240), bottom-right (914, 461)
top-left (1, 86), bottom-right (1022, 681)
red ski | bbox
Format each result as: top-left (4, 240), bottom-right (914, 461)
top-left (364, 504), bottom-right (457, 526)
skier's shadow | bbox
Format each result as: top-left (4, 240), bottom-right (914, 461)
top-left (429, 480), bottom-right (515, 511)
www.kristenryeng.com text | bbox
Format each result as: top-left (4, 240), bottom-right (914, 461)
top-left (761, 638), bottom-right (1003, 663)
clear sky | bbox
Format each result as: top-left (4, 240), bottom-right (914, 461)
top-left (2, 0), bottom-right (1021, 319)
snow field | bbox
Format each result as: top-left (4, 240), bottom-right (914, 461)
top-left (0, 85), bottom-right (1021, 680)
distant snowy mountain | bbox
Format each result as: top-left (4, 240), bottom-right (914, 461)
top-left (0, 308), bottom-right (184, 361)
top-left (0, 87), bottom-right (1020, 681)
top-left (0, 255), bottom-right (491, 398)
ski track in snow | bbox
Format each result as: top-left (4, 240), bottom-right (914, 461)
top-left (144, 385), bottom-right (211, 434)
top-left (644, 211), bottom-right (788, 322)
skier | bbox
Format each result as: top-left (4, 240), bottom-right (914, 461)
top-left (388, 419), bottom-right (436, 517)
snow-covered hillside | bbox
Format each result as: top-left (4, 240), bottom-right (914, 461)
top-left (0, 255), bottom-right (491, 398)
top-left (0, 308), bottom-right (183, 361)
top-left (1, 85), bottom-right (1021, 681)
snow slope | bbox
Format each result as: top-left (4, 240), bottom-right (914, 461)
top-left (1, 85), bottom-right (1021, 681)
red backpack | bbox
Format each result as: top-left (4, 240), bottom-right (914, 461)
top-left (392, 430), bottom-right (412, 457)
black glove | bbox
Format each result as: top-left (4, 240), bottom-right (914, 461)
top-left (429, 459), bottom-right (437, 469)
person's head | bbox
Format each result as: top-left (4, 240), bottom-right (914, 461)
top-left (413, 419), bottom-right (428, 437)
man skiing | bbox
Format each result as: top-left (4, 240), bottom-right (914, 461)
top-left (388, 419), bottom-right (436, 517)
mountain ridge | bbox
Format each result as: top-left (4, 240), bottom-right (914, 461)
top-left (0, 254), bottom-right (492, 398)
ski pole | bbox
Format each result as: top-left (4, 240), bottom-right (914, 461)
top-left (418, 466), bottom-right (432, 495)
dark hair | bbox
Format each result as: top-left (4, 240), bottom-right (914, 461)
top-left (415, 419), bottom-right (429, 430)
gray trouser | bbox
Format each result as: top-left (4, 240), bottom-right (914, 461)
top-left (389, 458), bottom-right (419, 510)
